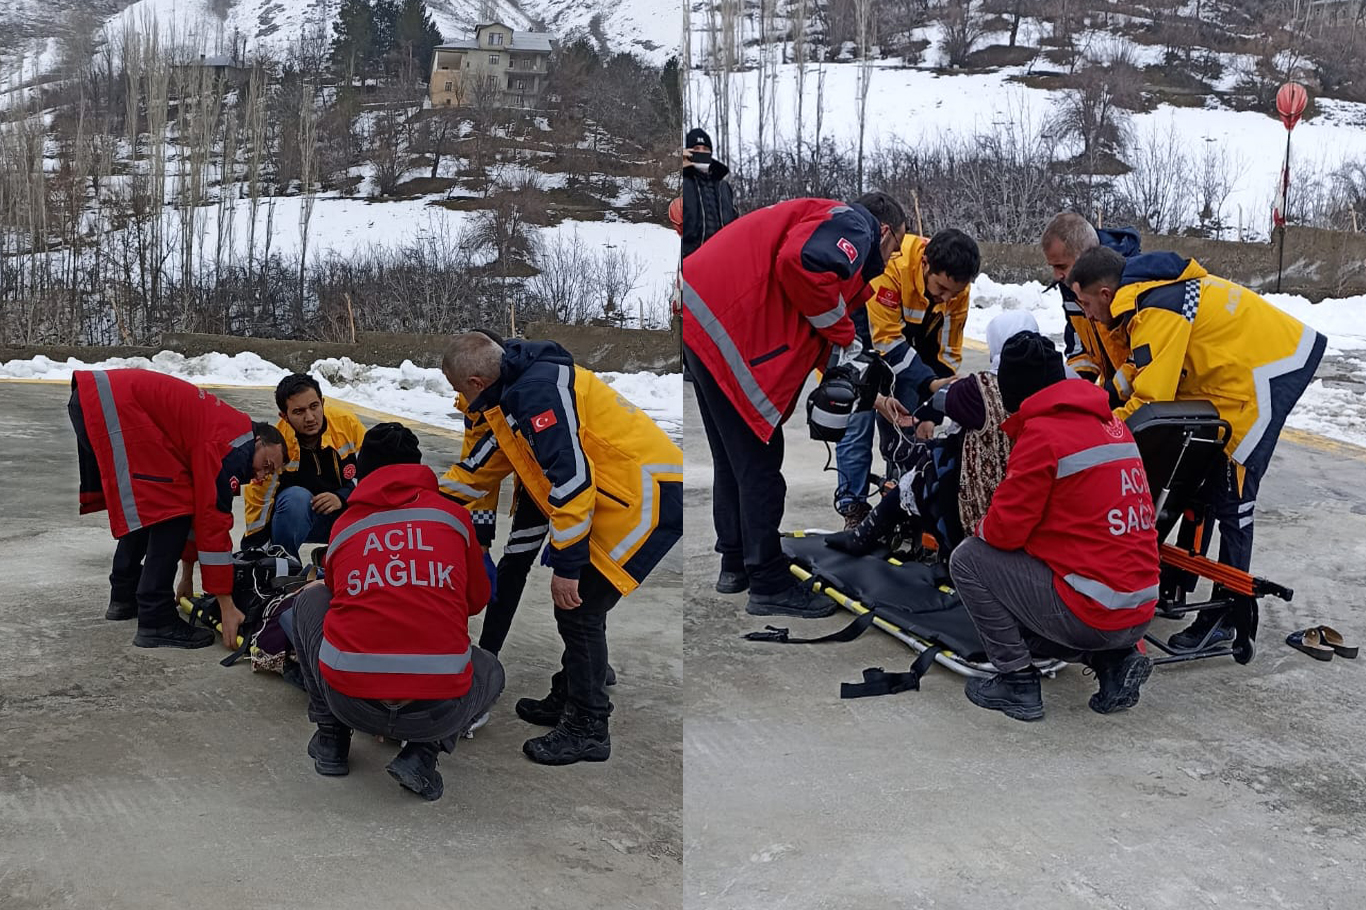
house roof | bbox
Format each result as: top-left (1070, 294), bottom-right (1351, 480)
top-left (435, 26), bottom-right (554, 54)
top-left (188, 54), bottom-right (236, 67)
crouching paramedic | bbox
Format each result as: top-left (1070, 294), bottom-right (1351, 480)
top-left (68, 368), bottom-right (285, 650)
top-left (1067, 247), bottom-right (1327, 651)
top-left (290, 422), bottom-right (504, 801)
top-left (439, 333), bottom-right (682, 765)
top-left (242, 373), bottom-right (366, 559)
top-left (948, 333), bottom-right (1160, 722)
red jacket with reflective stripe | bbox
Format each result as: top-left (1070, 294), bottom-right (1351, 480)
top-left (681, 198), bottom-right (885, 442)
top-left (74, 369), bottom-right (254, 594)
top-left (321, 464), bottom-right (489, 700)
top-left (979, 380), bottom-right (1160, 631)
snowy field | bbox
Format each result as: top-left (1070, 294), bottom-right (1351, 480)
top-left (0, 350), bottom-right (683, 440)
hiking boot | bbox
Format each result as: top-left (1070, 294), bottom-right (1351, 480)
top-left (132, 620), bottom-right (215, 649)
top-left (307, 724), bottom-right (352, 776)
top-left (745, 583), bottom-right (838, 619)
top-left (1167, 609), bottom-right (1234, 652)
top-left (106, 599), bottom-right (137, 621)
top-left (1087, 648), bottom-right (1153, 715)
top-left (839, 499), bottom-right (873, 530)
top-left (964, 668), bottom-right (1044, 721)
top-left (716, 569), bottom-right (750, 594)
top-left (523, 705), bottom-right (611, 765)
top-left (605, 663), bottom-right (617, 687)
top-left (386, 741), bottom-right (444, 800)
top-left (516, 678), bottom-right (568, 726)
top-left (826, 489), bottom-right (904, 557)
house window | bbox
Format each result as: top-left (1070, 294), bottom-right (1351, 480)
top-left (490, 33), bottom-right (503, 45)
top-left (444, 81), bottom-right (453, 91)
top-left (489, 54), bottom-right (500, 65)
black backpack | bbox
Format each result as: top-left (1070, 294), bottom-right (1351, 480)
top-left (184, 545), bottom-right (311, 666)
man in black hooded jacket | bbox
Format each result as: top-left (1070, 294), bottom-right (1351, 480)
top-left (680, 128), bottom-right (739, 258)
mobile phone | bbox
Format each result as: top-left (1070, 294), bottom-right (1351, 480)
top-left (690, 150), bottom-right (712, 165)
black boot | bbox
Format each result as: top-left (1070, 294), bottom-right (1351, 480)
top-left (716, 569), bottom-right (750, 594)
top-left (386, 741), bottom-right (444, 800)
top-left (307, 723), bottom-right (352, 776)
top-left (106, 599), bottom-right (137, 621)
top-left (522, 705), bottom-right (611, 765)
top-left (825, 488), bottom-right (904, 557)
top-left (1167, 608), bottom-right (1234, 651)
top-left (605, 663), bottom-right (617, 687)
top-left (133, 619), bottom-right (215, 649)
top-left (745, 583), bottom-right (837, 619)
top-left (964, 667), bottom-right (1044, 721)
top-left (1086, 647), bottom-right (1153, 715)
top-left (515, 675), bottom-right (568, 726)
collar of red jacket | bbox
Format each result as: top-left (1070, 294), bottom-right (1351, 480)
top-left (1001, 378), bottom-right (1113, 439)
top-left (348, 463), bottom-right (438, 508)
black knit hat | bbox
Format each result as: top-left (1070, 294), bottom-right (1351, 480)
top-left (357, 422), bottom-right (422, 479)
top-left (996, 332), bottom-right (1066, 414)
top-left (686, 127), bottom-right (712, 150)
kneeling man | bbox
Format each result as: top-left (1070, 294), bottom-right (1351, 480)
top-left (949, 333), bottom-right (1160, 721)
top-left (290, 422), bottom-right (504, 801)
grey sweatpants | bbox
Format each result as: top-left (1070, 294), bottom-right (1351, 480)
top-left (949, 537), bottom-right (1148, 673)
top-left (292, 584), bottom-right (506, 752)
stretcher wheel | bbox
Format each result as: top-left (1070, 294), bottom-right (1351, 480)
top-left (1233, 637), bottom-right (1255, 665)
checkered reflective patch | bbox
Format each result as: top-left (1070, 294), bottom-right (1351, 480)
top-left (472, 510), bottom-right (496, 525)
top-left (1181, 279), bottom-right (1201, 321)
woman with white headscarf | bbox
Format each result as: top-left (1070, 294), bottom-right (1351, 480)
top-left (827, 310), bottom-right (1046, 557)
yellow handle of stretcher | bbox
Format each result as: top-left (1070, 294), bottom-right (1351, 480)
top-left (178, 595), bottom-right (255, 654)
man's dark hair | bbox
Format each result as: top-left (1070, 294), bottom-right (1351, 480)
top-left (253, 422), bottom-right (286, 448)
top-left (924, 228), bottom-right (981, 283)
top-left (853, 191), bottom-right (907, 231)
top-left (1067, 246), bottom-right (1126, 291)
top-left (274, 373), bottom-right (323, 413)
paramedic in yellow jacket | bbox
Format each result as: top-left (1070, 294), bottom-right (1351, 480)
top-left (241, 374), bottom-right (368, 559)
top-left (439, 333), bottom-right (682, 766)
top-left (1067, 247), bottom-right (1326, 651)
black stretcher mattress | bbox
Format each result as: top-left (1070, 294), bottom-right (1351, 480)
top-left (783, 535), bottom-right (988, 661)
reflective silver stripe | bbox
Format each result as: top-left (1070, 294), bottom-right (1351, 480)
top-left (549, 515), bottom-right (593, 545)
top-left (1238, 501), bottom-right (1255, 513)
top-left (319, 638), bottom-right (471, 676)
top-left (274, 558), bottom-right (289, 576)
top-left (285, 460), bottom-right (300, 470)
top-left (245, 472), bottom-right (281, 533)
top-left (439, 478), bottom-right (486, 500)
top-left (459, 433), bottom-right (498, 470)
top-left (228, 430), bottom-right (253, 449)
top-left (608, 463), bottom-right (682, 561)
top-left (809, 408), bottom-right (850, 430)
top-left (508, 525), bottom-right (548, 542)
top-left (872, 338), bottom-right (901, 355)
top-left (1063, 300), bottom-right (1085, 315)
top-left (680, 277), bottom-right (782, 428)
top-left (885, 341), bottom-right (918, 376)
top-left (91, 371), bottom-right (143, 532)
top-left (337, 442), bottom-right (357, 457)
top-left (1239, 515), bottom-right (1254, 528)
top-left (330, 507), bottom-right (470, 552)
top-left (1231, 323), bottom-right (1319, 464)
top-left (504, 540), bottom-right (543, 554)
top-left (939, 315), bottom-right (958, 372)
top-left (1113, 369), bottom-right (1133, 398)
top-left (199, 550), bottom-right (233, 566)
top-left (1063, 573), bottom-right (1159, 611)
top-left (902, 305), bottom-right (927, 322)
top-left (1055, 442), bottom-right (1141, 479)
top-left (548, 364), bottom-right (590, 502)
top-left (1070, 358), bottom-right (1099, 375)
top-left (805, 294), bottom-right (847, 330)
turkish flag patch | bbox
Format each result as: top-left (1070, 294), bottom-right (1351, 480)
top-left (229, 476), bottom-right (240, 493)
top-left (876, 286), bottom-right (900, 308)
top-left (343, 464), bottom-right (356, 480)
top-left (531, 409), bottom-right (558, 432)
top-left (836, 237), bottom-right (859, 264)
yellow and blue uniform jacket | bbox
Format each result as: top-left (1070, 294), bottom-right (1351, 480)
top-left (868, 233), bottom-right (970, 379)
top-left (1060, 226), bottom-right (1142, 398)
top-left (242, 401), bottom-right (367, 547)
top-left (1111, 254), bottom-right (1326, 469)
top-left (439, 340), bottom-right (682, 595)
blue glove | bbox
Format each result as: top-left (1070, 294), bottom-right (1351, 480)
top-left (483, 551), bottom-right (498, 605)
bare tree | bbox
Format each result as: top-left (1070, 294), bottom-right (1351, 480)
top-left (1118, 123), bottom-right (1193, 235)
top-left (940, 0), bottom-right (985, 68)
top-left (297, 79), bottom-right (319, 320)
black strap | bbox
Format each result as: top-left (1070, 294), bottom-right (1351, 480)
top-left (220, 639), bottom-right (252, 667)
top-left (840, 646), bottom-right (944, 699)
top-left (742, 609), bottom-right (878, 644)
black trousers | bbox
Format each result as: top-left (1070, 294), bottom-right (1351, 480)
top-left (478, 494), bottom-right (549, 655)
top-left (551, 565), bottom-right (622, 721)
top-left (110, 515), bottom-right (193, 628)
top-left (683, 344), bottom-right (792, 595)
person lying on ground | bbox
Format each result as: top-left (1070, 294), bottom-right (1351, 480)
top-left (68, 368), bottom-right (285, 650)
top-left (1067, 246), bottom-right (1326, 651)
top-left (290, 422), bottom-right (503, 801)
top-left (826, 310), bottom-right (1040, 558)
top-left (832, 227), bottom-right (980, 530)
top-left (681, 191), bottom-right (909, 620)
top-left (241, 372), bottom-right (366, 560)
top-left (439, 333), bottom-right (682, 765)
top-left (949, 332), bottom-right (1160, 722)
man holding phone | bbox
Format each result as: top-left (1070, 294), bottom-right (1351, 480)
top-left (680, 128), bottom-right (739, 259)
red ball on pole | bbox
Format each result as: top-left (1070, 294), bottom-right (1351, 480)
top-left (1277, 82), bottom-right (1308, 130)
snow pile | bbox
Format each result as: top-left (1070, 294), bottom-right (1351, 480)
top-left (0, 351), bottom-right (683, 440)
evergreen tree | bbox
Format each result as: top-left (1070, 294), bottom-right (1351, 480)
top-left (392, 0), bottom-right (445, 80)
top-left (330, 0), bottom-right (375, 77)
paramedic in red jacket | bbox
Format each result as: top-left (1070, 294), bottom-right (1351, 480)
top-left (289, 422), bottom-right (504, 802)
top-left (948, 333), bottom-right (1160, 722)
top-left (68, 369), bottom-right (286, 650)
top-left (681, 191), bottom-right (908, 619)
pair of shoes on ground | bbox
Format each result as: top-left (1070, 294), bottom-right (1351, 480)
top-left (514, 689), bottom-right (611, 765)
top-left (110, 598), bottom-right (218, 649)
top-left (1286, 625), bottom-right (1358, 661)
top-left (965, 647), bottom-right (1153, 722)
top-left (715, 566), bottom-right (838, 620)
top-left (308, 724), bottom-right (445, 801)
